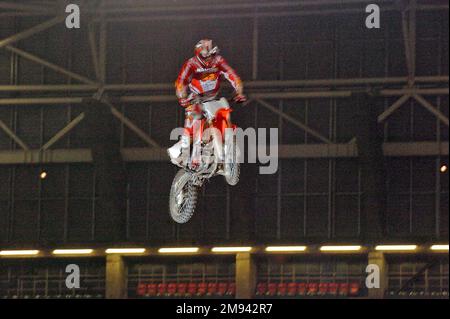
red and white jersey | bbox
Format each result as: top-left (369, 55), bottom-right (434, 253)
top-left (175, 55), bottom-right (242, 100)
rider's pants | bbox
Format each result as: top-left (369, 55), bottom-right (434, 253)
top-left (184, 105), bottom-right (203, 165)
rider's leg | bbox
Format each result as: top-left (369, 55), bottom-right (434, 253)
top-left (184, 106), bottom-right (203, 169)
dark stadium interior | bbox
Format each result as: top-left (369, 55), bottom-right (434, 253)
top-left (0, 0), bottom-right (448, 299)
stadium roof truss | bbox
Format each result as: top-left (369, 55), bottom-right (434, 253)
top-left (0, 0), bottom-right (448, 164)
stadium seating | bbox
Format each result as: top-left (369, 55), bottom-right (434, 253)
top-left (297, 282), bottom-right (307, 295)
top-left (277, 283), bottom-right (287, 296)
top-left (266, 283), bottom-right (277, 296)
top-left (306, 283), bottom-right (318, 296)
top-left (318, 283), bottom-right (328, 296)
top-left (157, 283), bottom-right (167, 296)
top-left (137, 283), bottom-right (147, 296)
top-left (177, 283), bottom-right (187, 296)
top-left (328, 283), bottom-right (339, 296)
top-left (136, 280), bottom-right (362, 298)
top-left (167, 283), bottom-right (177, 296)
top-left (217, 283), bottom-right (228, 296)
top-left (339, 283), bottom-right (349, 296)
top-left (256, 282), bottom-right (267, 296)
top-left (147, 283), bottom-right (157, 297)
top-left (207, 282), bottom-right (218, 296)
top-left (197, 282), bottom-right (207, 296)
top-left (226, 283), bottom-right (236, 296)
top-left (287, 282), bottom-right (298, 296)
top-left (187, 282), bottom-right (197, 296)
top-left (349, 282), bottom-right (360, 296)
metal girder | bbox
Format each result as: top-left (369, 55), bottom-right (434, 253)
top-left (92, 2), bottom-right (448, 23)
top-left (0, 76), bottom-right (447, 92)
top-left (400, 0), bottom-right (417, 86)
top-left (98, 19), bottom-right (107, 84)
top-left (255, 98), bottom-right (333, 144)
top-left (0, 119), bottom-right (29, 151)
top-left (252, 17), bottom-right (258, 81)
top-left (0, 11), bottom-right (53, 18)
top-left (383, 141), bottom-right (449, 157)
top-left (401, 6), bottom-right (413, 83)
top-left (0, 16), bottom-right (64, 49)
top-left (96, 0), bottom-right (394, 14)
top-left (4, 45), bottom-right (98, 85)
top-left (378, 94), bottom-right (411, 123)
top-left (413, 94), bottom-right (449, 126)
top-left (96, 0), bottom-right (447, 14)
top-left (0, 101), bottom-right (160, 152)
top-left (396, 261), bottom-right (437, 295)
top-left (1, 87), bottom-right (448, 106)
top-left (41, 112), bottom-right (86, 150)
top-left (409, 1), bottom-right (417, 85)
top-left (0, 1), bottom-right (55, 13)
top-left (0, 142), bottom-right (447, 165)
top-left (104, 99), bottom-right (160, 147)
top-left (381, 88), bottom-right (449, 96)
top-left (88, 23), bottom-right (101, 81)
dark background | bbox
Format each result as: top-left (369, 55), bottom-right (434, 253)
top-left (0, 0), bottom-right (448, 247)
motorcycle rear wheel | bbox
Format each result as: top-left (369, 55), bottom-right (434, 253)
top-left (169, 169), bottom-right (199, 224)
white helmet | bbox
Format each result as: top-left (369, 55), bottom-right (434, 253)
top-left (194, 39), bottom-right (219, 59)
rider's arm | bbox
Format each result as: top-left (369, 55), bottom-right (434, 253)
top-left (175, 60), bottom-right (195, 99)
top-left (217, 56), bottom-right (243, 95)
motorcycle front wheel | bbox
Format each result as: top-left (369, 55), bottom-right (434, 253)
top-left (224, 135), bottom-right (240, 186)
top-left (169, 169), bottom-right (199, 224)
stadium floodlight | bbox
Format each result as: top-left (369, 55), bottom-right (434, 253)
top-left (430, 244), bottom-right (449, 251)
top-left (105, 248), bottom-right (146, 254)
top-left (320, 245), bottom-right (362, 252)
top-left (211, 247), bottom-right (252, 253)
top-left (158, 247), bottom-right (199, 254)
top-left (265, 246), bottom-right (307, 252)
top-left (375, 245), bottom-right (417, 251)
top-left (0, 250), bottom-right (40, 256)
top-left (52, 249), bottom-right (94, 255)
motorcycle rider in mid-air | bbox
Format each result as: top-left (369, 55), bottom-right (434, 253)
top-left (168, 39), bottom-right (247, 169)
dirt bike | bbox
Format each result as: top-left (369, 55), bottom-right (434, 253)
top-left (167, 96), bottom-right (241, 224)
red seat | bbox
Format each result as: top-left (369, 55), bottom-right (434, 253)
top-left (256, 283), bottom-right (267, 296)
top-left (167, 283), bottom-right (177, 296)
top-left (307, 283), bottom-right (318, 296)
top-left (287, 282), bottom-right (298, 296)
top-left (328, 283), bottom-right (339, 296)
top-left (197, 282), bottom-right (207, 296)
top-left (147, 283), bottom-right (157, 296)
top-left (339, 283), bottom-right (349, 296)
top-left (349, 282), bottom-right (360, 296)
top-left (187, 283), bottom-right (197, 296)
top-left (297, 283), bottom-right (307, 296)
top-left (137, 283), bottom-right (147, 296)
top-left (157, 283), bottom-right (167, 296)
top-left (277, 283), bottom-right (287, 296)
top-left (177, 283), bottom-right (187, 296)
top-left (217, 283), bottom-right (228, 296)
top-left (207, 282), bottom-right (218, 295)
top-left (226, 283), bottom-right (236, 296)
top-left (318, 283), bottom-right (328, 295)
top-left (267, 283), bottom-right (277, 296)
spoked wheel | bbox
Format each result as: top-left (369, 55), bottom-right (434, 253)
top-left (224, 135), bottom-right (240, 186)
top-left (169, 169), bottom-right (199, 224)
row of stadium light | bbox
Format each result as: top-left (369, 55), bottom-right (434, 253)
top-left (0, 244), bottom-right (448, 257)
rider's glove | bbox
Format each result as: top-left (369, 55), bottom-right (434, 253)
top-left (233, 94), bottom-right (247, 104)
top-left (179, 97), bottom-right (191, 108)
